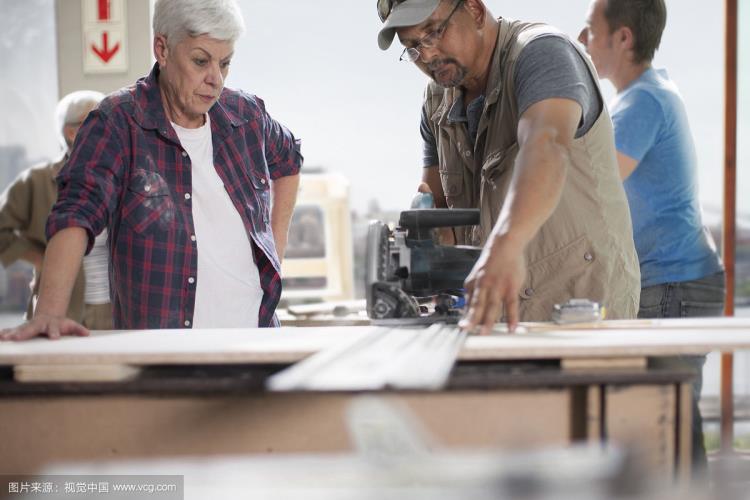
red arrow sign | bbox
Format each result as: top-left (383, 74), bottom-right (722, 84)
top-left (91, 32), bottom-right (120, 63)
top-left (98, 0), bottom-right (111, 21)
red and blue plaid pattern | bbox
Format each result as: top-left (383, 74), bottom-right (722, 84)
top-left (47, 64), bottom-right (302, 329)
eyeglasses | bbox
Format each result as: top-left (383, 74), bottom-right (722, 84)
top-left (399, 0), bottom-right (463, 63)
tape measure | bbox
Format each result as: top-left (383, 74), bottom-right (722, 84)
top-left (552, 299), bottom-right (606, 324)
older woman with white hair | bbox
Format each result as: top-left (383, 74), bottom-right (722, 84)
top-left (1, 0), bottom-right (302, 340)
top-left (0, 90), bottom-right (113, 331)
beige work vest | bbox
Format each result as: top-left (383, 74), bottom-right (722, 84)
top-left (423, 19), bottom-right (640, 320)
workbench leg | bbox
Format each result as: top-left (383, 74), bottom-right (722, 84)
top-left (676, 382), bottom-right (694, 486)
top-left (584, 385), bottom-right (604, 442)
top-left (603, 385), bottom-right (678, 484)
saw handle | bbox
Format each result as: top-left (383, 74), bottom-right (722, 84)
top-left (399, 209), bottom-right (480, 230)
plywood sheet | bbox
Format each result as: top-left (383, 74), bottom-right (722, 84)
top-left (0, 327), bottom-right (378, 366)
top-left (462, 322), bottom-right (750, 360)
top-left (1, 318), bottom-right (750, 367)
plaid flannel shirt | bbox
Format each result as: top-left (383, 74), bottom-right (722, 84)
top-left (47, 64), bottom-right (302, 329)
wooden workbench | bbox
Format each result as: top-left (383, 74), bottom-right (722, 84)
top-left (2, 317), bottom-right (750, 484)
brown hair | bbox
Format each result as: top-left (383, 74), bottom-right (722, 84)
top-left (603, 0), bottom-right (667, 64)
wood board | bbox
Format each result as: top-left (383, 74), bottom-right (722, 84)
top-left (0, 327), bottom-right (378, 366)
top-left (13, 363), bottom-right (141, 383)
top-left (1, 318), bottom-right (749, 368)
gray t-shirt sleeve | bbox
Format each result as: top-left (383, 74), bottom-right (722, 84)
top-left (513, 35), bottom-right (602, 138)
top-left (421, 103), bottom-right (439, 167)
top-left (420, 35), bottom-right (601, 167)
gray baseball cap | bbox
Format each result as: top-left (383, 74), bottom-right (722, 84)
top-left (378, 0), bottom-right (442, 50)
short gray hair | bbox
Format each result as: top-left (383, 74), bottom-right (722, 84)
top-left (153, 0), bottom-right (245, 47)
top-left (55, 90), bottom-right (105, 152)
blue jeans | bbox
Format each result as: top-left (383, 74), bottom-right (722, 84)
top-left (637, 271), bottom-right (726, 473)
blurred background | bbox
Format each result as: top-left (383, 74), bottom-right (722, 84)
top-left (1, 0), bottom-right (748, 451)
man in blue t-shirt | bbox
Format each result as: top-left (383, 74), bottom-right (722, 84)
top-left (579, 0), bottom-right (725, 473)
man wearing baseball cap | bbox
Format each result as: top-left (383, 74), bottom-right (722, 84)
top-left (377, 0), bottom-right (640, 334)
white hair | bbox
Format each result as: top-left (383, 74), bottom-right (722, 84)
top-left (153, 0), bottom-right (245, 47)
top-left (55, 90), bottom-right (105, 152)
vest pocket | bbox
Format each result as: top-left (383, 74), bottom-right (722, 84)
top-left (482, 144), bottom-right (518, 184)
top-left (520, 235), bottom-right (595, 306)
top-left (439, 169), bottom-right (464, 199)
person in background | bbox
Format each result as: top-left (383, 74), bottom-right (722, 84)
top-left (579, 0), bottom-right (725, 472)
top-left (0, 91), bottom-right (113, 330)
top-left (376, 0), bottom-right (640, 334)
top-left (0, 0), bottom-right (301, 341)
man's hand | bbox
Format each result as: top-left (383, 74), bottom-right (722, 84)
top-left (460, 234), bottom-right (526, 335)
top-left (0, 313), bottom-right (89, 341)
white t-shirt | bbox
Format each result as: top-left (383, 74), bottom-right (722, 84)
top-left (171, 116), bottom-right (263, 328)
top-left (82, 229), bottom-right (110, 304)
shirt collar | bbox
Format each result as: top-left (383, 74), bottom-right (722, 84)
top-left (132, 63), bottom-right (246, 140)
top-left (447, 93), bottom-right (467, 124)
top-left (447, 93), bottom-right (486, 124)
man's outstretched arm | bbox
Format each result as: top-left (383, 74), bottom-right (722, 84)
top-left (461, 97), bottom-right (581, 335)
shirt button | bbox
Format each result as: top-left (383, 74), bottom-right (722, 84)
top-left (184, 320), bottom-right (191, 327)
top-left (181, 151), bottom-right (188, 157)
top-left (188, 277), bottom-right (195, 284)
top-left (260, 179), bottom-right (266, 185)
top-left (144, 185), bottom-right (151, 192)
top-left (463, 150), bottom-right (472, 158)
top-left (525, 288), bottom-right (535, 297)
top-left (190, 235), bottom-right (196, 242)
top-left (584, 252), bottom-right (594, 262)
top-left (184, 193), bottom-right (191, 200)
